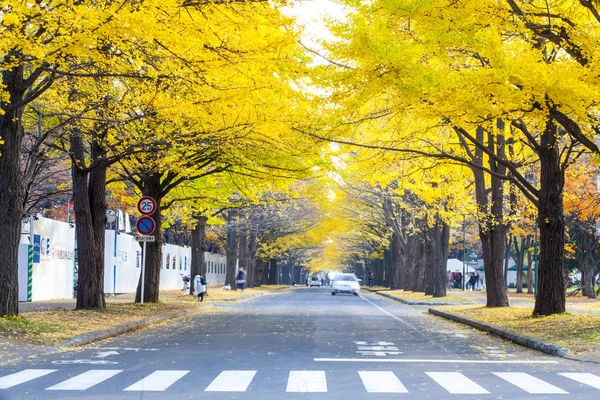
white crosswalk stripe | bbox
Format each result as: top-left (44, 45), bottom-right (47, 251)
top-left (426, 372), bottom-right (490, 394)
top-left (1, 368), bottom-right (599, 394)
top-left (559, 373), bottom-right (600, 390)
top-left (0, 369), bottom-right (56, 389)
top-left (494, 372), bottom-right (568, 394)
top-left (359, 371), bottom-right (408, 393)
top-left (205, 370), bottom-right (257, 392)
top-left (123, 370), bottom-right (189, 391)
top-left (46, 370), bottom-right (122, 391)
top-left (286, 371), bottom-right (327, 392)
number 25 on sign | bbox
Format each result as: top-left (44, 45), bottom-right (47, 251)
top-left (137, 196), bottom-right (156, 215)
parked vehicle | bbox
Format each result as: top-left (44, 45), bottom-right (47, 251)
top-left (309, 276), bottom-right (321, 287)
top-left (331, 273), bottom-right (360, 296)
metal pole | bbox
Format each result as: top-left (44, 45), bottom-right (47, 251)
top-left (462, 214), bottom-right (466, 291)
top-left (141, 241), bottom-right (146, 304)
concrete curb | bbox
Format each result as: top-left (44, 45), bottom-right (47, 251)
top-left (63, 306), bottom-right (211, 347)
top-left (377, 291), bottom-right (469, 306)
top-left (428, 308), bottom-right (569, 357)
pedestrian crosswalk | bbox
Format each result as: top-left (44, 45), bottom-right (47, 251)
top-left (0, 368), bottom-right (599, 394)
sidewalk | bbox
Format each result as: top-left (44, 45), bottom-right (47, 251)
top-left (454, 290), bottom-right (600, 318)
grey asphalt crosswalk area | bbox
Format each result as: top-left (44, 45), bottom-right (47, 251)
top-left (2, 289), bottom-right (599, 399)
top-left (1, 367), bottom-right (599, 398)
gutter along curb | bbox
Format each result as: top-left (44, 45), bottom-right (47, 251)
top-left (428, 308), bottom-right (569, 358)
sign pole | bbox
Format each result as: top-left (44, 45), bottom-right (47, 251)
top-left (141, 241), bottom-right (146, 304)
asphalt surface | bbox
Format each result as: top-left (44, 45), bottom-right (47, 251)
top-left (1, 287), bottom-right (599, 399)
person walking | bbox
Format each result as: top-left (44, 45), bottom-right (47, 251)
top-left (236, 268), bottom-right (247, 292)
top-left (193, 274), bottom-right (207, 302)
top-left (368, 272), bottom-right (374, 287)
top-left (468, 272), bottom-right (478, 291)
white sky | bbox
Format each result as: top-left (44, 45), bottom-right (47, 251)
top-left (283, 0), bottom-right (347, 49)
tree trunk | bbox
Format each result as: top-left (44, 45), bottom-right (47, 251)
top-left (534, 120), bottom-right (566, 316)
top-left (424, 230), bottom-right (434, 295)
top-left (527, 244), bottom-right (534, 294)
top-left (0, 66), bottom-right (25, 316)
top-left (190, 215), bottom-right (207, 294)
top-left (413, 236), bottom-right (426, 292)
top-left (432, 216), bottom-right (449, 298)
top-left (247, 232), bottom-right (257, 287)
top-left (135, 173), bottom-right (163, 303)
top-left (72, 131), bottom-right (108, 309)
top-left (390, 232), bottom-right (402, 289)
top-left (225, 208), bottom-right (238, 289)
top-left (383, 248), bottom-right (392, 288)
top-left (472, 127), bottom-right (509, 307)
top-left (403, 235), bottom-right (416, 291)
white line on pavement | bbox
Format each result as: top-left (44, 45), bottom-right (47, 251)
top-left (494, 372), bottom-right (568, 394)
top-left (314, 358), bottom-right (559, 364)
top-left (46, 370), bottom-right (122, 391)
top-left (0, 369), bottom-right (56, 389)
top-left (205, 370), bottom-right (257, 392)
top-left (426, 372), bottom-right (490, 394)
top-left (286, 371), bottom-right (327, 392)
top-left (359, 295), bottom-right (414, 328)
top-left (123, 370), bottom-right (189, 391)
top-left (359, 371), bottom-right (408, 393)
top-left (559, 373), bottom-right (600, 390)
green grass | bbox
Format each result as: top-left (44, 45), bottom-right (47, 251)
top-left (0, 315), bottom-right (65, 336)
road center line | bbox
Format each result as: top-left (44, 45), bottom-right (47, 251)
top-left (314, 358), bottom-right (559, 364)
top-left (358, 294), bottom-right (413, 328)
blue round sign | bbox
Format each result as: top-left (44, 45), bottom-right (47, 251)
top-left (136, 216), bottom-right (156, 235)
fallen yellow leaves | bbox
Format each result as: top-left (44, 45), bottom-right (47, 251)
top-left (0, 302), bottom-right (208, 345)
top-left (442, 305), bottom-right (600, 355)
top-left (387, 290), bottom-right (473, 304)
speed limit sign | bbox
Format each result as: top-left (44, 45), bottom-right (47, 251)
top-left (137, 196), bottom-right (157, 215)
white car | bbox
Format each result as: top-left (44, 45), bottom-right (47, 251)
top-left (331, 274), bottom-right (360, 296)
top-left (309, 276), bottom-right (321, 287)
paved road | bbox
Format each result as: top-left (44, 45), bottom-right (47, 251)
top-left (1, 287), bottom-right (599, 399)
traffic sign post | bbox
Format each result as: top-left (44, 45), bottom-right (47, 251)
top-left (136, 197), bottom-right (157, 305)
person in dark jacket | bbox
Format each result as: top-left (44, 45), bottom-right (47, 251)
top-left (236, 268), bottom-right (247, 292)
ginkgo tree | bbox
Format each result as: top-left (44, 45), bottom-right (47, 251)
top-left (309, 0), bottom-right (600, 315)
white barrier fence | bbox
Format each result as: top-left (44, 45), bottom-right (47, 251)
top-left (18, 217), bottom-right (76, 302)
top-left (18, 218), bottom-right (226, 301)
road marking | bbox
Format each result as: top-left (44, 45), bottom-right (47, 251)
top-left (0, 369), bottom-right (56, 389)
top-left (494, 372), bottom-right (568, 394)
top-left (46, 370), bottom-right (122, 391)
top-left (358, 371), bottom-right (408, 393)
top-left (426, 372), bottom-right (490, 394)
top-left (314, 358), bottom-right (559, 364)
top-left (205, 370), bottom-right (257, 392)
top-left (123, 370), bottom-right (189, 391)
top-left (286, 371), bottom-right (327, 392)
top-left (358, 295), bottom-right (413, 328)
top-left (559, 373), bottom-right (600, 390)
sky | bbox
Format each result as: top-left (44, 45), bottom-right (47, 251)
top-left (283, 0), bottom-right (347, 50)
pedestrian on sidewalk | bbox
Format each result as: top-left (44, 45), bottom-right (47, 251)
top-left (236, 268), bottom-right (247, 292)
top-left (469, 273), bottom-right (478, 291)
top-left (194, 274), bottom-right (207, 302)
top-left (368, 272), bottom-right (374, 287)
